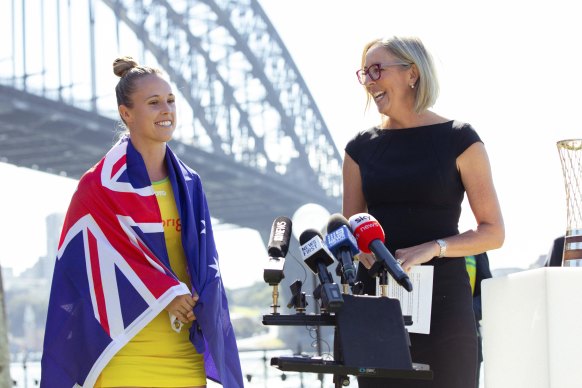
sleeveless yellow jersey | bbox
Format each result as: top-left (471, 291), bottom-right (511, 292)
top-left (96, 178), bottom-right (205, 387)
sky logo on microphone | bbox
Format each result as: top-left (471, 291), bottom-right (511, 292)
top-left (349, 213), bottom-right (375, 231)
top-left (352, 214), bottom-right (370, 224)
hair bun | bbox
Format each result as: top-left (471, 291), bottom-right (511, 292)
top-left (113, 56), bottom-right (140, 78)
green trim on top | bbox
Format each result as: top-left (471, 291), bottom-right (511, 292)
top-left (152, 177), bottom-right (170, 185)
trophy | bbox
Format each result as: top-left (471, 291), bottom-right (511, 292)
top-left (557, 139), bottom-right (582, 266)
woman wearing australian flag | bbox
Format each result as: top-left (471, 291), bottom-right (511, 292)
top-left (40, 57), bottom-right (243, 387)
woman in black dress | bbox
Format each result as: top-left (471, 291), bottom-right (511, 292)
top-left (343, 36), bottom-right (504, 388)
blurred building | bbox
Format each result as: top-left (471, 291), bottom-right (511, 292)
top-left (3, 212), bottom-right (64, 358)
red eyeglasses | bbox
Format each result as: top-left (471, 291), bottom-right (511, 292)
top-left (356, 62), bottom-right (410, 84)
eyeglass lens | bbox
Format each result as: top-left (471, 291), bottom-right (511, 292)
top-left (367, 65), bottom-right (381, 80)
top-left (357, 64), bottom-right (381, 84)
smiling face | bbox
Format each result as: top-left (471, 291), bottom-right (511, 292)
top-left (363, 44), bottom-right (417, 119)
top-left (118, 74), bottom-right (176, 150)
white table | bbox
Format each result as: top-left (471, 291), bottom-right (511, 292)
top-left (481, 267), bottom-right (582, 388)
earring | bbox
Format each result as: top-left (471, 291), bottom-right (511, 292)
top-left (410, 83), bottom-right (415, 89)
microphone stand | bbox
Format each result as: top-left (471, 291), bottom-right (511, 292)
top-left (312, 272), bottom-right (324, 387)
top-left (287, 280), bottom-right (308, 314)
top-left (369, 261), bottom-right (390, 297)
top-left (270, 284), bottom-right (281, 315)
top-left (335, 264), bottom-right (350, 295)
top-left (378, 269), bottom-right (389, 297)
top-left (264, 255), bottom-right (286, 315)
top-left (335, 261), bottom-right (365, 296)
top-left (263, 257), bottom-right (285, 315)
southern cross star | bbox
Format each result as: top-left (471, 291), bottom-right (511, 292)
top-left (209, 256), bottom-right (221, 279)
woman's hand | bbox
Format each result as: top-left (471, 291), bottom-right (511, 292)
top-left (394, 241), bottom-right (439, 271)
top-left (165, 293), bottom-right (199, 323)
top-left (356, 252), bottom-right (377, 270)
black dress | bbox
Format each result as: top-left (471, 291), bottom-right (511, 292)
top-left (345, 120), bottom-right (480, 388)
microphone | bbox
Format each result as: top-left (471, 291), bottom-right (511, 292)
top-left (299, 229), bottom-right (344, 312)
top-left (263, 216), bottom-right (293, 285)
top-left (348, 213), bottom-right (413, 292)
top-left (325, 213), bottom-right (359, 286)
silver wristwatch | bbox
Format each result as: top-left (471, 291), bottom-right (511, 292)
top-left (435, 239), bottom-right (447, 258)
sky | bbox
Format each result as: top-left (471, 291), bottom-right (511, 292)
top-left (1, 0), bottom-right (582, 288)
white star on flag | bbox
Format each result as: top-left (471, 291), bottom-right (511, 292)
top-left (209, 257), bottom-right (221, 278)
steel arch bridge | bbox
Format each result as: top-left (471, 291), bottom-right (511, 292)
top-left (0, 0), bottom-right (343, 240)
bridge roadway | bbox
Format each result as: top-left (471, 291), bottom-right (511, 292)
top-left (0, 84), bottom-right (341, 240)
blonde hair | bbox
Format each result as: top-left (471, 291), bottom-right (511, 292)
top-left (361, 36), bottom-right (439, 114)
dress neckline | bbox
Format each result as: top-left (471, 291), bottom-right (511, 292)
top-left (377, 120), bottom-right (454, 133)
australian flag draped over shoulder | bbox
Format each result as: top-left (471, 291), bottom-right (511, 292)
top-left (41, 137), bottom-right (243, 387)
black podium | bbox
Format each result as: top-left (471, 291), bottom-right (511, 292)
top-left (263, 294), bottom-right (433, 387)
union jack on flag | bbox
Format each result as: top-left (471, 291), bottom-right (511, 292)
top-left (41, 137), bottom-right (243, 387)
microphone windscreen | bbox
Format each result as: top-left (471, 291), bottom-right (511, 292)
top-left (267, 216), bottom-right (292, 258)
top-left (299, 228), bottom-right (322, 245)
top-left (348, 213), bottom-right (385, 253)
top-left (300, 228), bottom-right (334, 271)
top-left (326, 213), bottom-right (351, 233)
